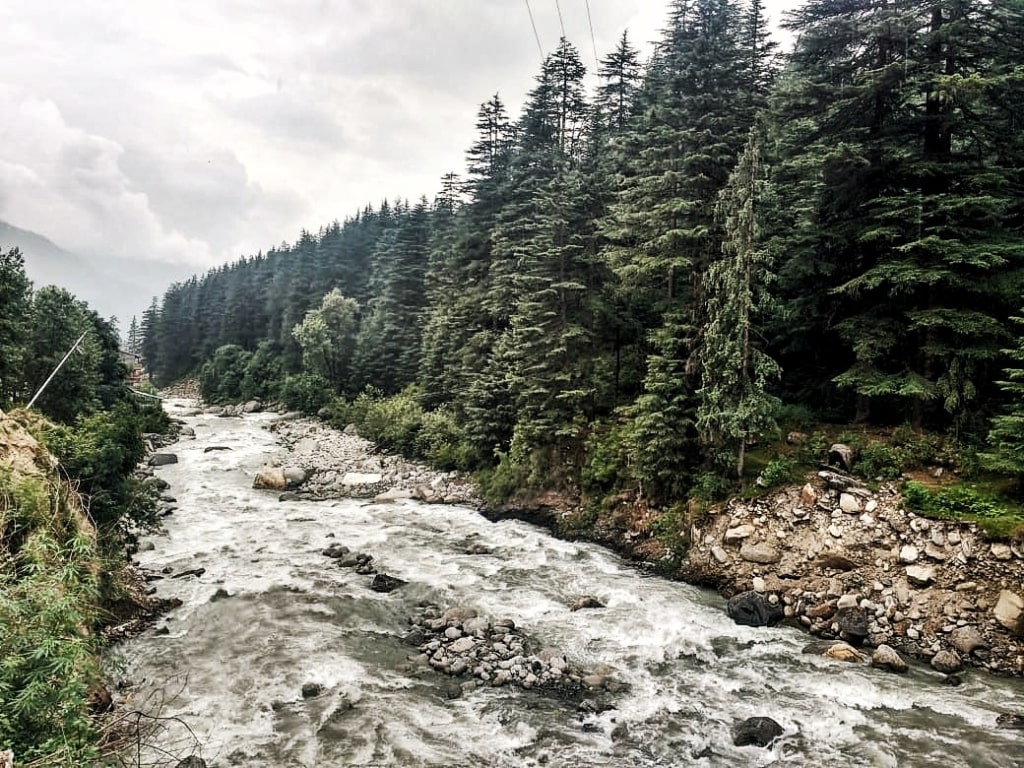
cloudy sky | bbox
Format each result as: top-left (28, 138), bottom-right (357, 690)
top-left (0, 0), bottom-right (798, 281)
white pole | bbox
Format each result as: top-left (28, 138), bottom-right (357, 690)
top-left (27, 331), bottom-right (88, 409)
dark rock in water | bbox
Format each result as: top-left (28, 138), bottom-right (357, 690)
top-left (301, 682), bottom-right (325, 699)
top-left (371, 573), bottom-right (407, 593)
top-left (943, 674), bottom-right (963, 687)
top-left (204, 445), bottom-right (232, 453)
top-left (175, 757), bottom-right (207, 768)
top-left (836, 606), bottom-right (869, 645)
top-left (171, 568), bottom-right (206, 579)
top-left (210, 588), bottom-right (231, 602)
top-left (278, 491), bottom-right (301, 502)
top-left (570, 595), bottom-right (605, 612)
top-left (996, 712), bottom-right (1024, 729)
top-left (828, 443), bottom-right (854, 471)
top-left (145, 476), bottom-right (170, 491)
top-left (726, 591), bottom-right (784, 627)
top-left (732, 716), bottom-right (784, 747)
top-left (322, 543), bottom-right (351, 558)
top-left (149, 453), bottom-right (178, 467)
top-left (402, 627), bottom-right (428, 646)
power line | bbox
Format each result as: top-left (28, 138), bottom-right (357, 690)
top-left (584, 0), bottom-right (599, 69)
top-left (524, 0), bottom-right (544, 61)
top-left (554, 0), bottom-right (566, 39)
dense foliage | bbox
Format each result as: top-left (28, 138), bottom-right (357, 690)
top-left (0, 247), bottom-right (169, 764)
top-left (140, 0), bottom-right (1023, 506)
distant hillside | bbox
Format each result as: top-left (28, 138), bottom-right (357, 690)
top-left (0, 220), bottom-right (195, 330)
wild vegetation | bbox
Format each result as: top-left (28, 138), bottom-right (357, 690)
top-left (138, 0), bottom-right (1024, 531)
top-left (0, 247), bottom-right (170, 765)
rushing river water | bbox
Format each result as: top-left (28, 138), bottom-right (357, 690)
top-left (107, 405), bottom-right (1024, 768)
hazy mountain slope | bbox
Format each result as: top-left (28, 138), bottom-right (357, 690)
top-left (0, 220), bottom-right (195, 329)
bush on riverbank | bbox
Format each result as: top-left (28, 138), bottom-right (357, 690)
top-left (0, 428), bottom-right (104, 766)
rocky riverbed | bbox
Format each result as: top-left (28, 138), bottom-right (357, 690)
top-left (177, 397), bottom-right (1024, 680)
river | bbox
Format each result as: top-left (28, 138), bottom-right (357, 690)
top-left (106, 405), bottom-right (1024, 767)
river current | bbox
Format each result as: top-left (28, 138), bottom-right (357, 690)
top-left (107, 405), bottom-right (1024, 767)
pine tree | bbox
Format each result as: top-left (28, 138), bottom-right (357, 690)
top-left (0, 247), bottom-right (32, 406)
top-left (291, 288), bottom-right (359, 392)
top-left (980, 311), bottom-right (1024, 485)
top-left (696, 126), bottom-right (781, 478)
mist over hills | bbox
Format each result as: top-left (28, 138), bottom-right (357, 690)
top-left (0, 220), bottom-right (197, 332)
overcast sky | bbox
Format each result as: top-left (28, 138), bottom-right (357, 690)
top-left (0, 0), bottom-right (798, 276)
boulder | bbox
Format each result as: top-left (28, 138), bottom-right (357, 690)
top-left (282, 466), bottom-right (307, 488)
top-left (203, 445), bottom-right (232, 453)
top-left (800, 483), bottom-right (818, 506)
top-left (175, 758), bottom-right (207, 768)
top-left (991, 543), bottom-right (1013, 561)
top-left (828, 443), bottom-right (854, 471)
top-left (739, 542), bottom-right (781, 564)
top-left (341, 472), bottom-right (383, 486)
top-left (905, 565), bottom-right (936, 587)
top-left (899, 545), bottom-right (919, 564)
top-left (950, 626), bottom-right (988, 656)
top-left (930, 650), bottom-right (962, 674)
top-left (149, 453), bottom-right (178, 467)
top-left (301, 682), bottom-right (325, 699)
top-left (993, 590), bottom-right (1024, 635)
top-left (724, 524), bottom-right (756, 544)
top-left (732, 716), bottom-right (784, 748)
top-left (370, 573), bottom-right (407, 593)
top-left (253, 468), bottom-right (287, 491)
top-left (836, 606), bottom-right (869, 645)
top-left (726, 591), bottom-right (783, 627)
top-left (824, 642), bottom-right (865, 663)
top-left (839, 493), bottom-right (860, 514)
top-left (570, 595), bottom-right (605, 612)
top-left (871, 644), bottom-right (908, 673)
top-left (996, 713), bottom-right (1024, 730)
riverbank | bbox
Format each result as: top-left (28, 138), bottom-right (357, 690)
top-left (224, 403), bottom-right (1024, 681)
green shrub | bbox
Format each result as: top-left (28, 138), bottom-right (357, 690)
top-left (0, 471), bottom-right (102, 766)
top-left (198, 344), bottom-right (252, 404)
top-left (856, 441), bottom-right (904, 480)
top-left (415, 406), bottom-right (476, 470)
top-left (476, 452), bottom-right (531, 505)
top-left (356, 387), bottom-right (424, 456)
top-left (581, 420), bottom-right (634, 495)
top-left (651, 502), bottom-right (691, 563)
top-left (756, 455), bottom-right (799, 488)
top-left (902, 480), bottom-right (932, 511)
top-left (280, 373), bottom-right (334, 414)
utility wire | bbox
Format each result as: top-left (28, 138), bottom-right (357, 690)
top-left (524, 0), bottom-right (544, 61)
top-left (554, 0), bottom-right (566, 38)
top-left (584, 0), bottom-right (599, 69)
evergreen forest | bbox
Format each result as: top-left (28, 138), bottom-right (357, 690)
top-left (140, 0), bottom-right (1024, 508)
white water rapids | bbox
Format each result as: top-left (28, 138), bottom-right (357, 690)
top-left (106, 405), bottom-right (1024, 767)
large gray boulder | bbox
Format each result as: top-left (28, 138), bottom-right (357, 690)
top-left (726, 591), bottom-right (783, 627)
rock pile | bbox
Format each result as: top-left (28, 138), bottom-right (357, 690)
top-left (401, 605), bottom-right (621, 699)
top-left (688, 469), bottom-right (1024, 675)
top-left (261, 417), bottom-right (480, 506)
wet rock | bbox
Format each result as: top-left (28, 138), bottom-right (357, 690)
top-left (803, 640), bottom-right (864, 663)
top-left (570, 595), bottom-right (605, 611)
top-left (171, 568), bottom-right (206, 579)
top-left (931, 650), bottom-right (962, 674)
top-left (828, 443), bottom-right (854, 471)
top-left (253, 467), bottom-right (287, 491)
top-left (301, 682), bottom-right (325, 699)
top-left (87, 683), bottom-right (114, 713)
top-left (175, 758), bottom-right (207, 768)
top-left (871, 644), bottom-right (908, 673)
top-left (836, 606), bottom-right (869, 645)
top-left (732, 716), bottom-right (784, 748)
top-left (726, 591), bottom-right (783, 627)
top-left (996, 713), bottom-right (1024, 730)
top-left (149, 453), bottom-right (178, 467)
top-left (203, 446), bottom-right (232, 453)
top-left (210, 588), bottom-right (231, 602)
top-left (283, 466), bottom-right (307, 487)
top-left (739, 542), bottom-right (780, 564)
top-left (322, 543), bottom-right (351, 558)
top-left (993, 590), bottom-right (1024, 635)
